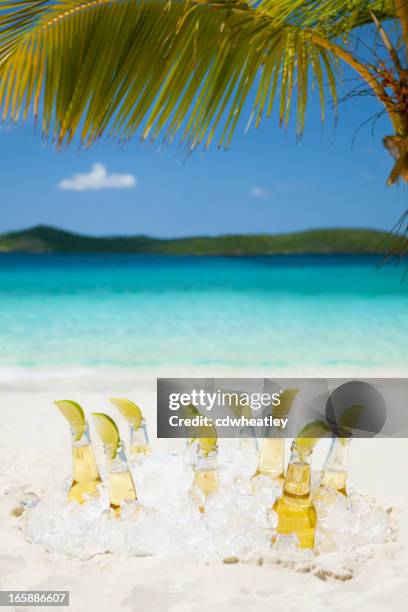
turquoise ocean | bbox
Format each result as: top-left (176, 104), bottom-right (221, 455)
top-left (0, 254), bottom-right (407, 373)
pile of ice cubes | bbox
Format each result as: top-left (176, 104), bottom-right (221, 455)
top-left (314, 486), bottom-right (393, 554)
top-left (23, 443), bottom-right (394, 560)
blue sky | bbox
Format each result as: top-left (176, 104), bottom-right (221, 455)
top-left (0, 88), bottom-right (406, 238)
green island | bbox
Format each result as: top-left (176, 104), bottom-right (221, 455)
top-left (0, 225), bottom-right (403, 256)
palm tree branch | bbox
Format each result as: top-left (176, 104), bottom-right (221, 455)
top-left (0, 0), bottom-right (402, 148)
top-left (310, 33), bottom-right (399, 124)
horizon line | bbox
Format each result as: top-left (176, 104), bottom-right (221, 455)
top-left (0, 223), bottom-right (395, 241)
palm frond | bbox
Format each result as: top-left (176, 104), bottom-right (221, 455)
top-left (0, 0), bottom-right (399, 149)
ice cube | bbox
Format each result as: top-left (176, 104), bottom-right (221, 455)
top-left (120, 499), bottom-right (143, 521)
top-left (237, 444), bottom-right (259, 479)
top-left (274, 533), bottom-right (300, 553)
top-left (19, 492), bottom-right (41, 510)
top-left (353, 507), bottom-right (390, 546)
top-left (334, 492), bottom-right (349, 511)
top-left (266, 507), bottom-right (278, 530)
top-left (313, 485), bottom-right (337, 508)
top-left (101, 525), bottom-right (126, 554)
top-left (251, 474), bottom-right (280, 507)
top-left (319, 492), bottom-right (351, 533)
top-left (348, 493), bottom-right (371, 518)
top-left (314, 528), bottom-right (337, 554)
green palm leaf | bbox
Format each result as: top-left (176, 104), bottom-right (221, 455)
top-left (0, 0), bottom-right (401, 150)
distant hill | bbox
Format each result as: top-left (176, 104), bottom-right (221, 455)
top-left (0, 225), bottom-right (403, 255)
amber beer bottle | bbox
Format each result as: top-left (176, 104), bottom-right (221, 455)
top-left (68, 420), bottom-right (102, 504)
top-left (320, 437), bottom-right (350, 495)
top-left (273, 441), bottom-right (317, 549)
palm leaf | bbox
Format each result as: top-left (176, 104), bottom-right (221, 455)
top-left (0, 0), bottom-right (399, 149)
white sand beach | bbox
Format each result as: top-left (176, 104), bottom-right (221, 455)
top-left (1, 372), bottom-right (407, 612)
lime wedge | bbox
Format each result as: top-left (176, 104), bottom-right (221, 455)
top-left (295, 419), bottom-right (332, 453)
top-left (338, 404), bottom-right (365, 444)
top-left (272, 388), bottom-right (299, 420)
top-left (184, 404), bottom-right (200, 448)
top-left (92, 413), bottom-right (120, 458)
top-left (198, 437), bottom-right (217, 456)
top-left (182, 403), bottom-right (201, 419)
top-left (110, 398), bottom-right (143, 430)
top-left (54, 400), bottom-right (85, 441)
top-left (180, 404), bottom-right (217, 455)
top-left (196, 423), bottom-right (217, 457)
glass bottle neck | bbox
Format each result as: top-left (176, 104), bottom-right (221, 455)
top-left (323, 437), bottom-right (350, 473)
top-left (104, 442), bottom-right (137, 512)
top-left (258, 438), bottom-right (284, 472)
top-left (70, 421), bottom-right (100, 484)
top-left (283, 443), bottom-right (312, 498)
top-left (104, 442), bottom-right (129, 473)
top-left (196, 447), bottom-right (218, 471)
top-left (70, 420), bottom-right (91, 447)
top-left (130, 421), bottom-right (149, 445)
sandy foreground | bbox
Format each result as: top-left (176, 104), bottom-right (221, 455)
top-left (0, 373), bottom-right (407, 612)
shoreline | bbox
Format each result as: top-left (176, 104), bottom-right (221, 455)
top-left (0, 251), bottom-right (393, 257)
top-left (1, 365), bottom-right (408, 392)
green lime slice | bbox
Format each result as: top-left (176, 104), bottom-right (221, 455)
top-left (272, 388), bottom-right (299, 420)
top-left (182, 403), bottom-right (201, 419)
top-left (338, 404), bottom-right (365, 444)
top-left (54, 400), bottom-right (85, 441)
top-left (184, 404), bottom-right (200, 449)
top-left (295, 419), bottom-right (332, 453)
top-left (196, 423), bottom-right (217, 456)
top-left (198, 437), bottom-right (217, 456)
top-left (110, 398), bottom-right (143, 430)
top-left (92, 412), bottom-right (120, 458)
top-left (180, 404), bottom-right (217, 455)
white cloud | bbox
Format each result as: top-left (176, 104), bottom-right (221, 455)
top-left (58, 163), bottom-right (137, 191)
top-left (250, 186), bottom-right (269, 199)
